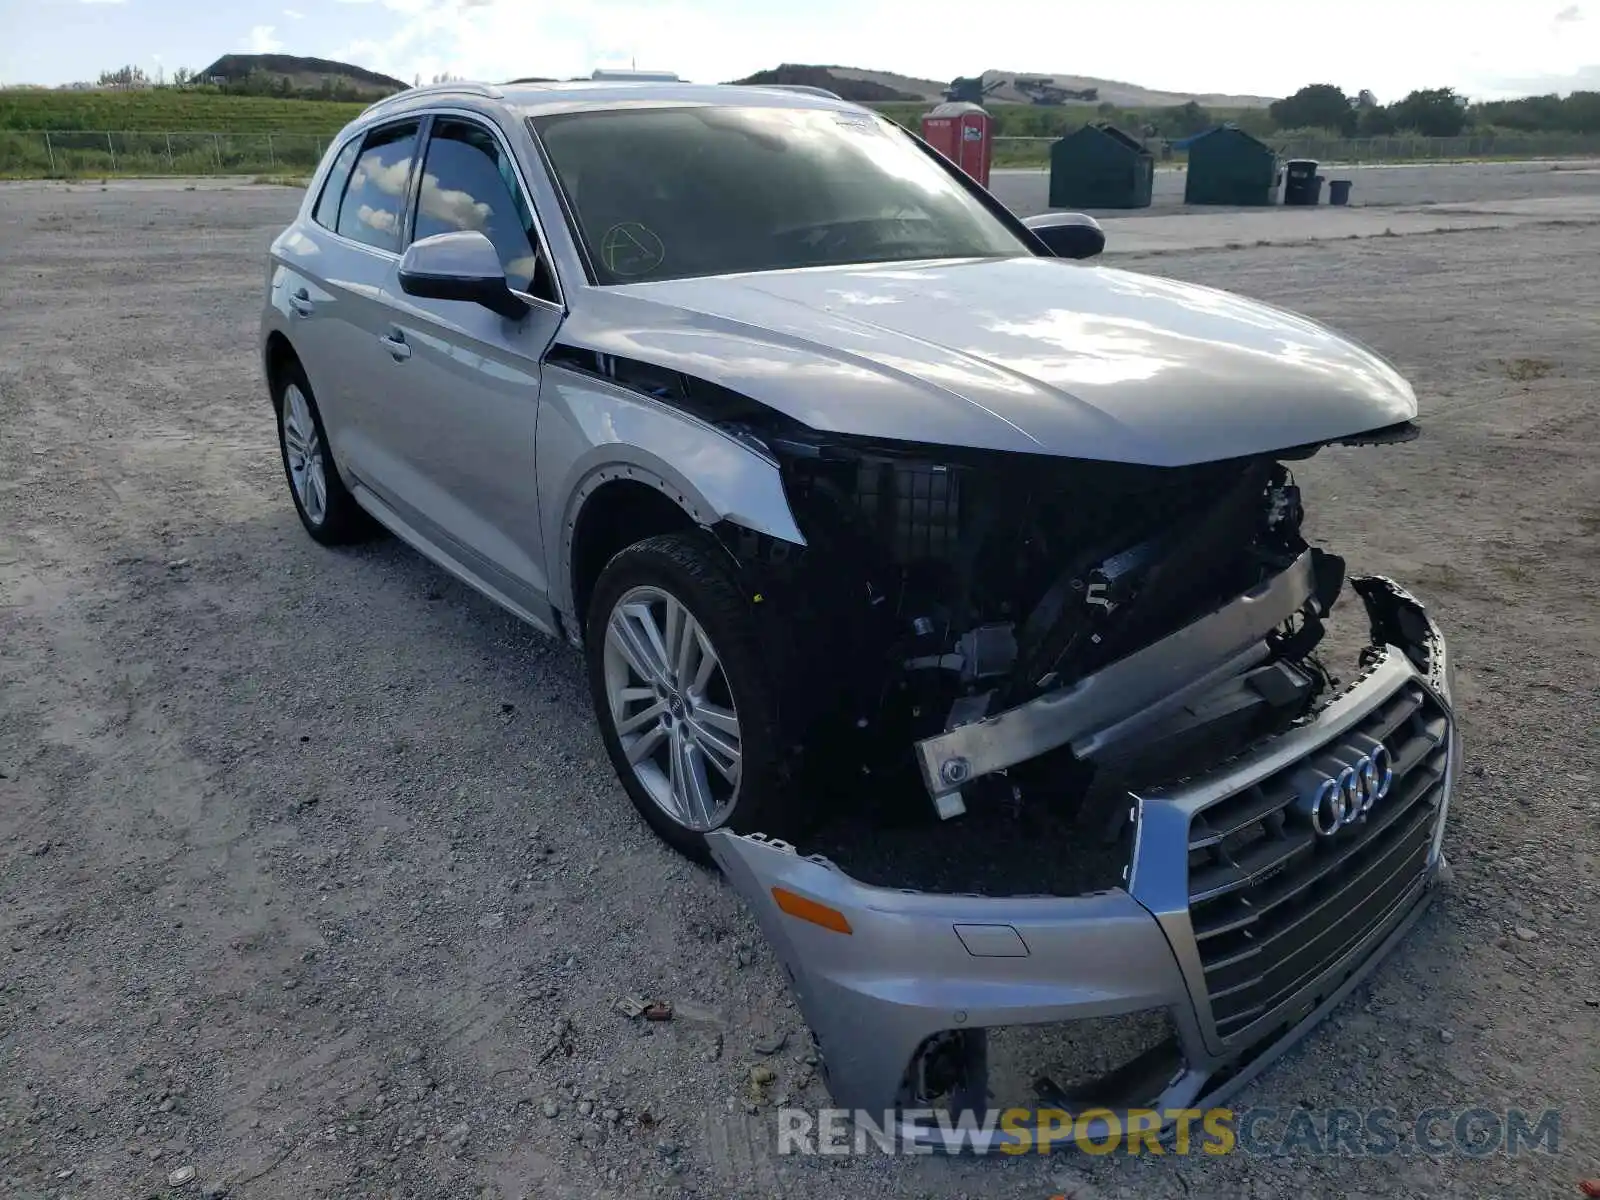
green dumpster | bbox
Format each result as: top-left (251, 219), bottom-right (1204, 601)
top-left (1047, 123), bottom-right (1155, 210)
top-left (1183, 124), bottom-right (1280, 206)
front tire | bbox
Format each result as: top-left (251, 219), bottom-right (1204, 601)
top-left (586, 531), bottom-right (793, 861)
top-left (273, 363), bottom-right (376, 546)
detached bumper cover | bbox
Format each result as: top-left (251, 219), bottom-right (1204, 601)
top-left (708, 576), bottom-right (1458, 1150)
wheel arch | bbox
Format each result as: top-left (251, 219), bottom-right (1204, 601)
top-left (263, 330), bottom-right (301, 403)
top-left (563, 470), bottom-right (709, 642)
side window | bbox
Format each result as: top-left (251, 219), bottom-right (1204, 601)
top-left (413, 119), bottom-right (549, 298)
top-left (311, 136), bottom-right (361, 231)
top-left (336, 122), bottom-right (420, 253)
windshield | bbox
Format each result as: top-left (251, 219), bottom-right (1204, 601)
top-left (532, 105), bottom-right (1032, 284)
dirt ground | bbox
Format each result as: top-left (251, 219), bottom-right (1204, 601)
top-left (1, 179), bottom-right (1598, 1200)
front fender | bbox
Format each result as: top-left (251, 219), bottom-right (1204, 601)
top-left (537, 364), bottom-right (805, 630)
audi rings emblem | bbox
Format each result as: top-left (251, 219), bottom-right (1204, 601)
top-left (1296, 745), bottom-right (1393, 836)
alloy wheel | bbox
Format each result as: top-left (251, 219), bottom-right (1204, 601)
top-left (602, 584), bottom-right (743, 831)
top-left (281, 383), bottom-right (328, 526)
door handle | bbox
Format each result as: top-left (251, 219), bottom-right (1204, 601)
top-left (379, 331), bottom-right (412, 362)
top-left (288, 288), bottom-right (314, 317)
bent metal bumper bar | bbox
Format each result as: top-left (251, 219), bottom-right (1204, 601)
top-left (707, 575), bottom-right (1458, 1153)
top-left (914, 550), bottom-right (1319, 801)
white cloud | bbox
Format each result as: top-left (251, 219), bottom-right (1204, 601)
top-left (1553, 4), bottom-right (1583, 21)
top-left (246, 24), bottom-right (285, 54)
top-left (350, 155), bottom-right (413, 197)
top-left (283, 8), bottom-right (307, 19)
top-left (419, 172), bottom-right (493, 231)
top-left (357, 204), bottom-right (399, 234)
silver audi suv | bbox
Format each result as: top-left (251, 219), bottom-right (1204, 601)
top-left (263, 79), bottom-right (1457, 1142)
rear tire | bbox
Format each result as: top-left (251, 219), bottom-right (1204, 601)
top-left (273, 362), bottom-right (377, 546)
top-left (586, 530), bottom-right (796, 861)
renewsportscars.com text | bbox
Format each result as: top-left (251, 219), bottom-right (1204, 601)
top-left (775, 1106), bottom-right (1561, 1157)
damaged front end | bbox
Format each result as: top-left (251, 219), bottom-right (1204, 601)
top-left (708, 426), bottom-right (1458, 1149)
top-left (721, 428), bottom-right (1380, 827)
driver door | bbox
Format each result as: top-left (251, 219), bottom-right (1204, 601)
top-left (374, 113), bottom-right (566, 625)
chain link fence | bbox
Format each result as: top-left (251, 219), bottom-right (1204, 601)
top-left (992, 132), bottom-right (1600, 168)
top-left (0, 130), bottom-right (332, 177)
top-left (6, 127), bottom-right (1600, 178)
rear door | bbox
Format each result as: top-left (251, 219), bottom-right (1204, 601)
top-left (312, 119), bottom-right (425, 490)
top-left (373, 112), bottom-right (565, 618)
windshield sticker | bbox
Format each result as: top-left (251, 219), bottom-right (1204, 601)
top-left (600, 222), bottom-right (666, 278)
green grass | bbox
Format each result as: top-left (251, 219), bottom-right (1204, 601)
top-left (0, 89), bottom-right (364, 134)
top-left (3, 88), bottom-right (1598, 177)
top-left (0, 89), bottom-right (362, 177)
top-left (0, 128), bottom-right (333, 177)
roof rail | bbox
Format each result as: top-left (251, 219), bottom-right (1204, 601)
top-left (361, 80), bottom-right (506, 115)
top-left (747, 84), bottom-right (843, 100)
top-left (589, 69), bottom-right (682, 82)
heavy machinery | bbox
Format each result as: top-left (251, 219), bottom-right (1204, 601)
top-left (943, 75), bottom-right (1005, 105)
top-left (1014, 75), bottom-right (1099, 105)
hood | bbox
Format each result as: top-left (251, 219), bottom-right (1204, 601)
top-left (564, 256), bottom-right (1418, 466)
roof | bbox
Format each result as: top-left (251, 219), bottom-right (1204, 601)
top-left (362, 79), bottom-right (864, 122)
top-left (1056, 122), bottom-right (1148, 154)
top-left (1187, 122), bottom-right (1273, 150)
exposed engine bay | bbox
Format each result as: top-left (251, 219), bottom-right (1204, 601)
top-left (716, 425), bottom-right (1405, 884)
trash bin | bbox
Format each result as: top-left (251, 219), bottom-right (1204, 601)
top-left (1284, 158), bottom-right (1321, 205)
top-left (1328, 179), bottom-right (1353, 206)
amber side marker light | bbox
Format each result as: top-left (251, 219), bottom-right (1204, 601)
top-left (771, 887), bottom-right (853, 934)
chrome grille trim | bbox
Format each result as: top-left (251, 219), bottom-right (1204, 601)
top-left (1127, 648), bottom-right (1454, 1055)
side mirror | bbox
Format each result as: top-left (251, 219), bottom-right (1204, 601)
top-left (1022, 211), bottom-right (1106, 260)
top-left (398, 231), bottom-right (529, 320)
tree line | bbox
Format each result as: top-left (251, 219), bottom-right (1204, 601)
top-left (1266, 83), bottom-right (1600, 138)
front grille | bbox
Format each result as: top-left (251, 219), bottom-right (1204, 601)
top-left (1185, 682), bottom-right (1450, 1041)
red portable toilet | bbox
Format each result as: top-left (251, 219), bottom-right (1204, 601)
top-left (920, 101), bottom-right (993, 188)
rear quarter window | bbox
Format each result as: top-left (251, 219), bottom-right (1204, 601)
top-left (312, 137), bottom-right (362, 231)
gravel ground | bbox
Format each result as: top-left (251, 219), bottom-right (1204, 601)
top-left (1, 179), bottom-right (1598, 1200)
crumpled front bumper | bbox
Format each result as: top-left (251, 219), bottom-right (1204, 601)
top-left (707, 576), bottom-right (1459, 1151)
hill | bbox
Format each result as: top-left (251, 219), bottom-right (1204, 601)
top-left (726, 65), bottom-right (919, 102)
top-left (196, 53), bottom-right (407, 97)
top-left (820, 65), bottom-right (1275, 108)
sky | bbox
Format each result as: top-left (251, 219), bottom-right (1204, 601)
top-left (3, 0), bottom-right (1597, 100)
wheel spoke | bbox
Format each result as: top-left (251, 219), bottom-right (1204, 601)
top-left (616, 698), bottom-right (667, 736)
top-left (608, 609), bottom-right (668, 688)
top-left (284, 421), bottom-right (307, 457)
top-left (661, 596), bottom-right (686, 685)
top-left (678, 739), bottom-right (715, 827)
top-left (626, 722), bottom-right (668, 766)
top-left (628, 601), bottom-right (674, 684)
top-left (674, 607), bottom-right (701, 689)
top-left (692, 701), bottom-right (739, 737)
top-left (687, 713), bottom-right (741, 783)
top-left (690, 627), bottom-right (718, 694)
top-left (307, 461), bottom-right (327, 519)
top-left (666, 726), bottom-right (688, 823)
